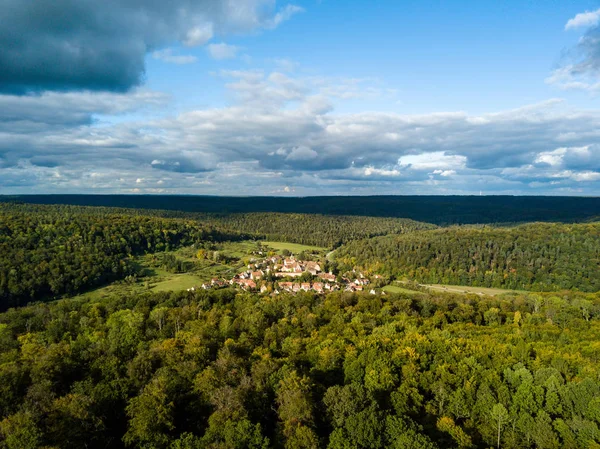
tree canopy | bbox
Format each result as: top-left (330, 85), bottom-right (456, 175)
top-left (0, 287), bottom-right (599, 448)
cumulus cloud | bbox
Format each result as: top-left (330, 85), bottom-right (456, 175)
top-left (364, 166), bottom-right (401, 177)
top-left (183, 23), bottom-right (214, 47)
top-left (398, 152), bottom-right (467, 171)
top-left (565, 8), bottom-right (600, 30)
top-left (431, 170), bottom-right (456, 177)
top-left (548, 9), bottom-right (600, 92)
top-left (534, 145), bottom-right (600, 171)
top-left (0, 0), bottom-right (302, 93)
top-left (207, 43), bottom-right (240, 60)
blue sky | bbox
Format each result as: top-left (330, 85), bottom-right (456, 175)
top-left (142, 0), bottom-right (597, 113)
top-left (2, 0), bottom-right (600, 195)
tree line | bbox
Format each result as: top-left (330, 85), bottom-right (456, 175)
top-left (6, 194), bottom-right (600, 224)
top-left (0, 287), bottom-right (598, 448)
top-left (334, 222), bottom-right (600, 292)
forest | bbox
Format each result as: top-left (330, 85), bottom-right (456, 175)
top-left (0, 287), bottom-right (599, 448)
top-left (1, 200), bottom-right (600, 448)
top-left (5, 194), bottom-right (600, 225)
top-left (334, 222), bottom-right (600, 292)
top-left (196, 213), bottom-right (435, 247)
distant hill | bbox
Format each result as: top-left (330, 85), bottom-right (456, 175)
top-left (3, 194), bottom-right (600, 224)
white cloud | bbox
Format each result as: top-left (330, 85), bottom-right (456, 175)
top-left (570, 171), bottom-right (600, 181)
top-left (550, 11), bottom-right (600, 94)
top-left (264, 5), bottom-right (304, 29)
top-left (546, 66), bottom-right (600, 92)
top-left (534, 145), bottom-right (594, 169)
top-left (431, 169), bottom-right (456, 177)
top-left (398, 152), bottom-right (467, 171)
top-left (364, 166), bottom-right (400, 177)
top-left (207, 43), bottom-right (240, 60)
top-left (535, 148), bottom-right (566, 166)
top-left (565, 8), bottom-right (600, 30)
top-left (183, 23), bottom-right (214, 46)
top-left (152, 48), bottom-right (198, 65)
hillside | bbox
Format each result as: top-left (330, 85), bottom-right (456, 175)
top-left (197, 213), bottom-right (436, 247)
top-left (333, 222), bottom-right (600, 292)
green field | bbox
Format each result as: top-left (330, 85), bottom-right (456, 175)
top-left (150, 273), bottom-right (204, 292)
top-left (261, 241), bottom-right (327, 254)
top-left (382, 285), bottom-right (424, 295)
top-left (218, 241), bottom-right (262, 259)
top-left (419, 283), bottom-right (525, 296)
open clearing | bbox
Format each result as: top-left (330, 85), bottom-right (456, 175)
top-left (150, 274), bottom-right (204, 292)
top-left (382, 285), bottom-right (425, 295)
top-left (417, 283), bottom-right (525, 296)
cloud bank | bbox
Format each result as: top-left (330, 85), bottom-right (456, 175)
top-left (1, 69), bottom-right (600, 195)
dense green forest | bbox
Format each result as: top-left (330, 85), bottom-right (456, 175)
top-left (0, 288), bottom-right (599, 448)
top-left (5, 194), bottom-right (600, 224)
top-left (334, 223), bottom-right (600, 292)
top-left (197, 213), bottom-right (436, 247)
top-left (0, 204), bottom-right (245, 310)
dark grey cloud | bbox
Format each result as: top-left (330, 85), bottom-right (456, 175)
top-left (0, 0), bottom-right (302, 93)
top-left (0, 90), bottom-right (167, 133)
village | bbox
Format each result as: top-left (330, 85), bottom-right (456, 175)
top-left (193, 253), bottom-right (382, 295)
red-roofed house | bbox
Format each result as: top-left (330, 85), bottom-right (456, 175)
top-left (278, 282), bottom-right (293, 292)
top-left (319, 272), bottom-right (336, 282)
top-left (235, 279), bottom-right (256, 290)
top-left (305, 261), bottom-right (321, 275)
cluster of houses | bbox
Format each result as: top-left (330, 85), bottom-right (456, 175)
top-left (197, 255), bottom-right (377, 295)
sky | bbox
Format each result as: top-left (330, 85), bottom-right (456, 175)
top-left (2, 0), bottom-right (600, 196)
